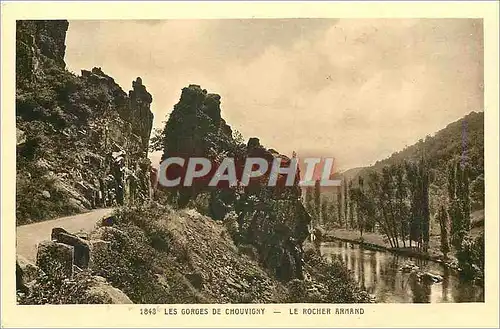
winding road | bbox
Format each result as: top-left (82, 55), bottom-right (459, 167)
top-left (16, 208), bottom-right (115, 262)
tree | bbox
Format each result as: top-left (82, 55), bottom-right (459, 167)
top-left (449, 161), bottom-right (471, 249)
top-left (320, 197), bottom-right (328, 227)
top-left (447, 159), bottom-right (482, 280)
top-left (314, 179), bottom-right (321, 222)
top-left (348, 180), bottom-right (355, 229)
top-left (352, 175), bottom-right (375, 238)
top-left (359, 160), bottom-right (429, 251)
top-left (305, 186), bottom-right (314, 222)
top-left (470, 174), bottom-right (484, 210)
top-left (305, 186), bottom-right (313, 207)
top-left (405, 159), bottom-right (430, 252)
top-left (232, 130), bottom-right (245, 145)
top-left (394, 164), bottom-right (409, 247)
top-left (336, 188), bottom-right (343, 227)
top-left (437, 204), bottom-right (450, 258)
top-left (365, 170), bottom-right (398, 248)
top-left (355, 177), bottom-right (365, 237)
top-left (327, 201), bottom-right (337, 229)
top-left (343, 179), bottom-right (349, 228)
top-left (420, 158), bottom-right (430, 252)
top-left (149, 126), bottom-right (166, 153)
top-left (378, 166), bottom-right (399, 248)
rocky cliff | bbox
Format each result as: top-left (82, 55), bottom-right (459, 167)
top-left (155, 85), bottom-right (311, 282)
top-left (16, 20), bottom-right (154, 225)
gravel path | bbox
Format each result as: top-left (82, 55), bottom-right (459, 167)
top-left (16, 208), bottom-right (115, 262)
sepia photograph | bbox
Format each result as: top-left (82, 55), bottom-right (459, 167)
top-left (13, 17), bottom-right (486, 306)
top-left (2, 2), bottom-right (499, 328)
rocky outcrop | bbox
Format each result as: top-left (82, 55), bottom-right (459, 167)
top-left (17, 219), bottom-right (132, 304)
top-left (87, 276), bottom-right (133, 304)
top-left (51, 227), bottom-right (90, 268)
top-left (16, 255), bottom-right (40, 292)
top-left (16, 20), bottom-right (69, 84)
top-left (16, 20), bottom-right (154, 224)
top-left (68, 204), bottom-right (368, 304)
top-left (85, 204), bottom-right (289, 303)
top-left (158, 85), bottom-right (311, 282)
top-left (129, 77), bottom-right (154, 149)
top-left (36, 241), bottom-right (74, 279)
top-left (398, 261), bottom-right (444, 283)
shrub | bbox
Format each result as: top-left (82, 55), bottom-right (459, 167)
top-left (17, 271), bottom-right (112, 305)
top-left (89, 224), bottom-right (171, 303)
top-left (286, 279), bottom-right (307, 302)
top-left (91, 204), bottom-right (209, 303)
top-left (456, 233), bottom-right (484, 281)
top-left (303, 247), bottom-right (372, 303)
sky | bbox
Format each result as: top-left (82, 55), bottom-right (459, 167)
top-left (65, 19), bottom-right (483, 171)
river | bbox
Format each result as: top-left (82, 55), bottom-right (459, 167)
top-left (320, 240), bottom-right (484, 303)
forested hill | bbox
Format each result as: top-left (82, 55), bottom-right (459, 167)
top-left (343, 111), bottom-right (484, 211)
top-left (369, 111), bottom-right (482, 176)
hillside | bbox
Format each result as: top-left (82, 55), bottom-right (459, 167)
top-left (18, 203), bottom-right (372, 304)
top-left (16, 21), bottom-right (154, 225)
top-left (330, 111), bottom-right (484, 212)
top-left (331, 167), bottom-right (365, 182)
top-left (363, 111), bottom-right (484, 209)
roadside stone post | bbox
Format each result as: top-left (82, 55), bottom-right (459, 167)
top-left (36, 241), bottom-right (74, 280)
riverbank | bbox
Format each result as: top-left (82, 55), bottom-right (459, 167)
top-left (323, 209), bottom-right (484, 267)
top-left (322, 229), bottom-right (451, 265)
top-left (320, 240), bottom-right (485, 303)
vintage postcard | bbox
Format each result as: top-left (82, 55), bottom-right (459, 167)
top-left (1, 1), bottom-right (499, 328)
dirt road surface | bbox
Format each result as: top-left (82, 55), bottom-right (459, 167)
top-left (16, 208), bottom-right (115, 262)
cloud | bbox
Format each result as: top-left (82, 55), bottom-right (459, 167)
top-left (65, 19), bottom-right (483, 170)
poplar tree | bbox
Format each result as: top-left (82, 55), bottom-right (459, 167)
top-left (437, 204), bottom-right (450, 258)
top-left (336, 188), bottom-right (343, 227)
top-left (348, 180), bottom-right (355, 229)
top-left (328, 201), bottom-right (336, 229)
top-left (343, 179), bottom-right (349, 228)
top-left (449, 161), bottom-right (471, 249)
top-left (305, 186), bottom-right (314, 218)
top-left (357, 176), bottom-right (365, 237)
top-left (320, 197), bottom-right (328, 226)
top-left (314, 179), bottom-right (321, 222)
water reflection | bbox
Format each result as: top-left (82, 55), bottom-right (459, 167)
top-left (320, 241), bottom-right (484, 303)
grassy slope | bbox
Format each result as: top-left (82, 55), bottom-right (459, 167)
top-left (18, 202), bottom-right (372, 304)
top-left (89, 203), bottom-right (287, 303)
top-left (87, 203), bottom-right (371, 304)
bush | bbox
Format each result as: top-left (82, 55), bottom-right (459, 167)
top-left (286, 279), bottom-right (308, 302)
top-left (89, 224), bottom-right (172, 303)
top-left (303, 247), bottom-right (372, 303)
top-left (17, 271), bottom-right (112, 305)
top-left (187, 192), bottom-right (211, 216)
top-left (456, 233), bottom-right (484, 282)
top-left (90, 204), bottom-right (210, 303)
